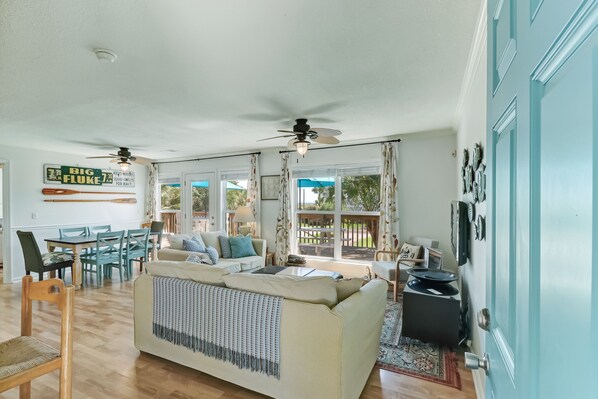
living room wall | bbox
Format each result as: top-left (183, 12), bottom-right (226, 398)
top-left (455, 8), bottom-right (487, 394)
top-left (0, 145), bottom-right (147, 283)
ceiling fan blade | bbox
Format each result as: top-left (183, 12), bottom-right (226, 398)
top-left (313, 135), bottom-right (340, 145)
top-left (257, 134), bottom-right (296, 142)
top-left (239, 113), bottom-right (287, 122)
top-left (276, 130), bottom-right (297, 134)
top-left (86, 156), bottom-right (117, 159)
top-left (308, 117), bottom-right (337, 124)
top-left (302, 101), bottom-right (346, 115)
top-left (310, 128), bottom-right (342, 137)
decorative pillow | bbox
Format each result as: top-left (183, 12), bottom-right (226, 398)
top-left (229, 235), bottom-right (257, 258)
top-left (219, 235), bottom-right (232, 258)
top-left (205, 246), bottom-right (219, 265)
top-left (182, 238), bottom-right (206, 253)
top-left (189, 233), bottom-right (207, 249)
top-left (335, 278), bottom-right (365, 302)
top-left (186, 253), bottom-right (213, 265)
top-left (199, 231), bottom-right (225, 256)
top-left (166, 234), bottom-right (191, 250)
top-left (222, 274), bottom-right (338, 307)
top-left (398, 243), bottom-right (422, 260)
top-left (145, 260), bottom-right (228, 286)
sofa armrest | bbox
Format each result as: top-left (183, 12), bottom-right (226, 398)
top-left (252, 239), bottom-right (267, 257)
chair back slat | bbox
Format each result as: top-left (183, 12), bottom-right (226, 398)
top-left (87, 225), bottom-right (112, 235)
top-left (96, 231), bottom-right (125, 259)
top-left (27, 277), bottom-right (65, 307)
top-left (126, 229), bottom-right (150, 255)
top-left (59, 227), bottom-right (87, 238)
top-left (16, 231), bottom-right (44, 273)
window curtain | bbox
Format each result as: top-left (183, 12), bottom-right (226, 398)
top-left (275, 153), bottom-right (292, 265)
top-left (247, 154), bottom-right (261, 237)
top-left (378, 142), bottom-right (399, 251)
top-left (145, 163), bottom-right (158, 223)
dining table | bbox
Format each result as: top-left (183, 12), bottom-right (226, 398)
top-left (45, 231), bottom-right (158, 289)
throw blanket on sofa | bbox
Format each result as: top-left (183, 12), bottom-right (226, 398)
top-left (152, 277), bottom-right (283, 378)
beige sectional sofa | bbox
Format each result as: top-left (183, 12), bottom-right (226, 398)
top-left (158, 231), bottom-right (267, 272)
top-left (134, 260), bottom-right (388, 399)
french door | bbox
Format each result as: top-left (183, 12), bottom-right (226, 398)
top-left (183, 173), bottom-right (216, 234)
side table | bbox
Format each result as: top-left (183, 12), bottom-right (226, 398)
top-left (401, 275), bottom-right (461, 347)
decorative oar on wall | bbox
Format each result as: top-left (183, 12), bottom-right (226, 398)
top-left (44, 198), bottom-right (137, 204)
top-left (42, 188), bottom-right (135, 195)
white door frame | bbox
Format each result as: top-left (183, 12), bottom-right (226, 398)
top-left (1, 160), bottom-right (11, 284)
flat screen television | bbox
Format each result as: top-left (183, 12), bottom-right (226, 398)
top-left (451, 200), bottom-right (470, 266)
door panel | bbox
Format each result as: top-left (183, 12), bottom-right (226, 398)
top-left (487, 0), bottom-right (598, 397)
top-left (184, 173), bottom-right (216, 234)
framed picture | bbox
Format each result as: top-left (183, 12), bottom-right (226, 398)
top-left (261, 175), bottom-right (280, 200)
top-left (425, 247), bottom-right (443, 269)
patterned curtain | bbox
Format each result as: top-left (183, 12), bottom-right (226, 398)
top-left (247, 154), bottom-right (261, 237)
top-left (275, 153), bottom-right (292, 265)
top-left (378, 142), bottom-right (399, 251)
top-left (145, 162), bottom-right (158, 223)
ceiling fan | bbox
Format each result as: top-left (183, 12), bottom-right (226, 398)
top-left (86, 147), bottom-right (150, 171)
top-left (258, 118), bottom-right (342, 155)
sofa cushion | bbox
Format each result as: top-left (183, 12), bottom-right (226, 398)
top-left (182, 238), bottom-right (206, 253)
top-left (219, 235), bottom-right (232, 258)
top-left (229, 235), bottom-right (258, 258)
top-left (145, 260), bottom-right (229, 286)
top-left (199, 231), bottom-right (225, 256)
top-left (166, 234), bottom-right (192, 250)
top-left (223, 274), bottom-right (338, 307)
top-left (399, 243), bottom-right (422, 260)
top-left (336, 278), bottom-right (365, 302)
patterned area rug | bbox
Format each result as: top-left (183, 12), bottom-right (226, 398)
top-left (376, 294), bottom-right (462, 389)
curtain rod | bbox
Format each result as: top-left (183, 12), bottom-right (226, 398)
top-left (153, 151), bottom-right (261, 165)
top-left (278, 138), bottom-right (401, 154)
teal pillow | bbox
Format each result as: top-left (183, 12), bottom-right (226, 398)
top-left (229, 235), bottom-right (257, 258)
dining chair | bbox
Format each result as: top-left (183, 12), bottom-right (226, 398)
top-left (58, 226), bottom-right (88, 238)
top-left (147, 221), bottom-right (164, 262)
top-left (16, 231), bottom-right (73, 282)
top-left (0, 276), bottom-right (74, 399)
top-left (87, 225), bottom-right (112, 235)
top-left (122, 228), bottom-right (150, 278)
top-left (80, 231), bottom-right (125, 287)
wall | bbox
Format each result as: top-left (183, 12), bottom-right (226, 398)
top-left (0, 145), bottom-right (147, 283)
top-left (454, 4), bottom-right (487, 395)
top-left (157, 129), bottom-right (457, 270)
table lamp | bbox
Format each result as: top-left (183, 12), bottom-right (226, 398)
top-left (233, 206), bottom-right (255, 236)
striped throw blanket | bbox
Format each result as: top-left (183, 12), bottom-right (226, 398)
top-left (152, 277), bottom-right (283, 378)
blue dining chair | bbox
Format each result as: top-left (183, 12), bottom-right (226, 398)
top-left (59, 226), bottom-right (88, 238)
top-left (122, 229), bottom-right (150, 278)
top-left (87, 225), bottom-right (112, 235)
top-left (80, 231), bottom-right (124, 287)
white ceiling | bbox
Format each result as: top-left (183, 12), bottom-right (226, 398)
top-left (0, 0), bottom-right (481, 161)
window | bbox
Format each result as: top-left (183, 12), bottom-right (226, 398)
top-left (158, 176), bottom-right (182, 234)
top-left (220, 172), bottom-right (248, 235)
top-left (294, 165), bottom-right (380, 261)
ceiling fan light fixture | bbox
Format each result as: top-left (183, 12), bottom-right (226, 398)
top-left (294, 140), bottom-right (310, 155)
top-left (118, 160), bottom-right (131, 171)
top-left (94, 48), bottom-right (118, 63)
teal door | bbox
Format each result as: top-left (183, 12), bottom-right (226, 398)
top-left (486, 1), bottom-right (597, 398)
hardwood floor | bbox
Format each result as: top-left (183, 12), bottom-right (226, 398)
top-left (0, 266), bottom-right (477, 399)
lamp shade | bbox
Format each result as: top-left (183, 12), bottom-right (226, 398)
top-left (233, 206), bottom-right (255, 223)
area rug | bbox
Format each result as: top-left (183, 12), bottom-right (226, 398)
top-left (376, 294), bottom-right (462, 389)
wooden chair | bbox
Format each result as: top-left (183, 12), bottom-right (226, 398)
top-left (0, 276), bottom-right (74, 398)
top-left (122, 229), bottom-right (150, 277)
top-left (371, 236), bottom-right (438, 301)
top-left (16, 231), bottom-right (73, 282)
top-left (80, 231), bottom-right (125, 287)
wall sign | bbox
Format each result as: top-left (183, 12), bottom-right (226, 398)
top-left (44, 164), bottom-right (135, 187)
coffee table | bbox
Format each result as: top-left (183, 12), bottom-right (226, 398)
top-left (252, 265), bottom-right (342, 280)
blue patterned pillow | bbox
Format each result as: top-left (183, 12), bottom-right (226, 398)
top-left (205, 246), bottom-right (219, 264)
top-left (219, 235), bottom-right (232, 258)
top-left (183, 238), bottom-right (206, 253)
top-left (229, 235), bottom-right (257, 258)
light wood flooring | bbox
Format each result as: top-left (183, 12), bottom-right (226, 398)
top-left (0, 265), bottom-right (476, 399)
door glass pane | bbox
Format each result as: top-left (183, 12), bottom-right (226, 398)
top-left (160, 182), bottom-right (181, 234)
top-left (191, 180), bottom-right (210, 233)
top-left (225, 180), bottom-right (248, 235)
